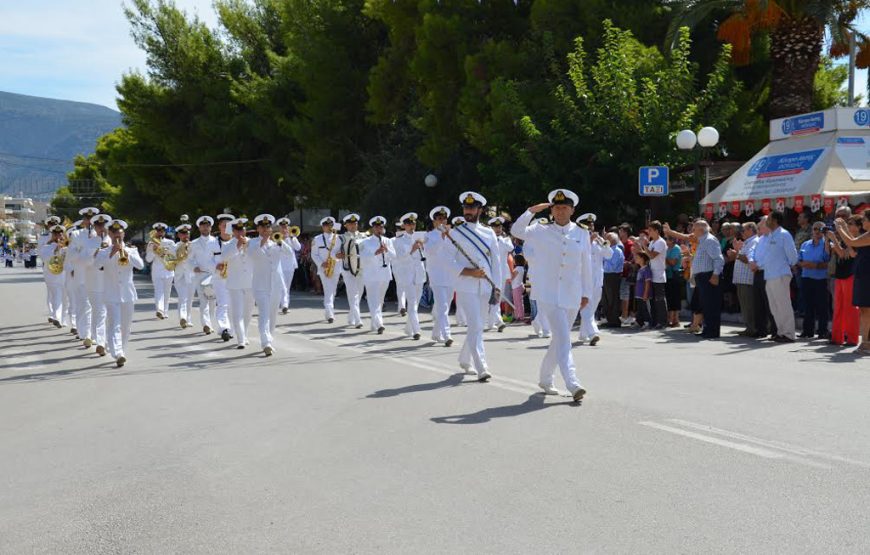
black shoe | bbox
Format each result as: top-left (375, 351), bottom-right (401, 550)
top-left (282, 307), bottom-right (288, 315)
top-left (400, 308), bottom-right (407, 317)
top-left (412, 333), bottom-right (420, 340)
top-left (377, 326), bottom-right (385, 334)
top-left (327, 318), bottom-right (334, 324)
top-left (817, 332), bottom-right (831, 340)
top-left (236, 345), bottom-right (245, 350)
top-left (221, 329), bottom-right (231, 342)
top-left (798, 332), bottom-right (813, 338)
top-left (497, 323), bottom-right (506, 332)
top-left (773, 335), bottom-right (795, 343)
top-left (355, 324), bottom-right (363, 329)
top-left (445, 338), bottom-right (454, 347)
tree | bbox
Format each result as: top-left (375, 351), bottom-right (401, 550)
top-left (666, 0), bottom-right (870, 118)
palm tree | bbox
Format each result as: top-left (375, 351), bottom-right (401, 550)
top-left (666, 0), bottom-right (870, 119)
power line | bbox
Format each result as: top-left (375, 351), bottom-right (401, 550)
top-left (0, 152), bottom-right (70, 163)
top-left (0, 159), bottom-right (68, 175)
top-left (0, 150), bottom-right (271, 168)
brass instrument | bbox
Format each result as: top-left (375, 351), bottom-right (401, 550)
top-left (324, 232), bottom-right (338, 278)
top-left (47, 241), bottom-right (66, 275)
top-left (167, 241), bottom-right (190, 271)
top-left (272, 231), bottom-right (284, 245)
top-left (148, 230), bottom-right (165, 257)
top-left (117, 237), bottom-right (129, 267)
top-left (289, 225), bottom-right (300, 237)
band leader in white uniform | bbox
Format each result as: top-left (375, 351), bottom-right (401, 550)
top-left (96, 220), bottom-right (144, 368)
top-left (392, 212), bottom-right (427, 340)
top-left (39, 224), bottom-right (66, 328)
top-left (311, 217), bottom-right (342, 323)
top-left (275, 217), bottom-right (302, 314)
top-left (146, 222), bottom-right (176, 320)
top-left (174, 223), bottom-right (195, 328)
top-left (424, 206), bottom-right (457, 346)
top-left (213, 213), bottom-right (236, 341)
top-left (69, 209), bottom-right (97, 340)
top-left (221, 218), bottom-right (254, 349)
top-left (190, 216), bottom-right (219, 335)
top-left (577, 213), bottom-right (612, 346)
top-left (449, 192), bottom-right (504, 382)
top-left (249, 214), bottom-right (292, 356)
top-left (359, 216), bottom-right (396, 334)
top-left (337, 213), bottom-right (365, 328)
top-left (511, 189), bottom-right (592, 402)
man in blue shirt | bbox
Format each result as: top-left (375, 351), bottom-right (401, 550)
top-left (690, 219), bottom-right (725, 338)
top-left (600, 232), bottom-right (625, 328)
top-left (753, 211), bottom-right (799, 342)
top-left (798, 221), bottom-right (831, 339)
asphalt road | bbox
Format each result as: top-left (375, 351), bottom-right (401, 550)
top-left (1, 267), bottom-right (869, 554)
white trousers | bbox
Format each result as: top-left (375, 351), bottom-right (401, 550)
top-left (766, 275), bottom-right (796, 340)
top-left (579, 285), bottom-right (603, 339)
top-left (486, 287), bottom-right (504, 328)
top-left (538, 302), bottom-right (582, 391)
top-left (320, 272), bottom-right (340, 320)
top-left (430, 285), bottom-right (453, 341)
top-left (455, 298), bottom-right (467, 326)
top-left (176, 280), bottom-right (195, 323)
top-left (213, 279), bottom-right (231, 333)
top-left (87, 290), bottom-right (106, 347)
top-left (397, 285), bottom-right (406, 312)
top-left (365, 280), bottom-right (390, 331)
top-left (342, 272), bottom-right (364, 326)
top-left (46, 283), bottom-right (64, 324)
top-left (457, 291), bottom-right (489, 375)
top-left (280, 269), bottom-right (295, 309)
top-left (253, 288), bottom-right (276, 348)
top-left (195, 279), bottom-right (216, 329)
top-left (106, 301), bottom-right (134, 360)
top-left (532, 306), bottom-right (551, 335)
top-left (152, 276), bottom-right (173, 315)
top-left (229, 288), bottom-right (254, 346)
top-left (63, 279), bottom-right (76, 328)
top-left (397, 280), bottom-right (423, 335)
top-left (75, 282), bottom-right (90, 337)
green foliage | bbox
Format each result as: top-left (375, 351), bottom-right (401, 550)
top-left (813, 57), bottom-right (857, 110)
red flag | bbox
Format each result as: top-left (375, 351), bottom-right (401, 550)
top-left (761, 198), bottom-right (771, 215)
top-left (823, 197), bottom-right (835, 214)
top-left (704, 204), bottom-right (714, 219)
top-left (794, 196), bottom-right (804, 212)
top-left (730, 201), bottom-right (741, 217)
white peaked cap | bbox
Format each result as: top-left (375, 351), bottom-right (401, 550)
top-left (78, 207), bottom-right (99, 216)
top-left (152, 222), bottom-right (169, 230)
top-left (343, 213), bottom-right (361, 223)
top-left (576, 213), bottom-right (596, 223)
top-left (547, 188), bottom-right (579, 206)
top-left (320, 216), bottom-right (335, 226)
top-left (196, 215), bottom-right (215, 226)
top-left (459, 191), bottom-right (487, 207)
top-left (488, 216), bottom-right (505, 225)
top-left (276, 217), bottom-right (291, 225)
top-left (369, 216), bottom-right (387, 226)
top-left (429, 206), bottom-right (451, 220)
top-left (254, 214), bottom-right (275, 226)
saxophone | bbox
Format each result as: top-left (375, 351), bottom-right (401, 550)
top-left (324, 232), bottom-right (338, 278)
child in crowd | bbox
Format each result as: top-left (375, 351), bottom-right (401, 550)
top-left (635, 252), bottom-right (652, 329)
top-left (510, 254), bottom-right (526, 322)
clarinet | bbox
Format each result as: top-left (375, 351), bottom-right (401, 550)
top-left (380, 236), bottom-right (387, 268)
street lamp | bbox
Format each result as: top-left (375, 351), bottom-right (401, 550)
top-left (676, 126), bottom-right (719, 210)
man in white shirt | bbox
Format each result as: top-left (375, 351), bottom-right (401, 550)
top-left (576, 213), bottom-right (612, 345)
top-left (96, 219), bottom-right (144, 368)
top-left (424, 206), bottom-right (457, 346)
top-left (448, 192), bottom-right (504, 382)
top-left (62, 223), bottom-right (79, 332)
top-left (39, 216), bottom-right (62, 319)
top-left (310, 216), bottom-right (342, 323)
top-left (392, 212), bottom-right (427, 339)
top-left (39, 224), bottom-right (66, 328)
top-left (337, 213), bottom-right (365, 328)
top-left (213, 213), bottom-right (236, 341)
top-left (359, 216), bottom-right (396, 334)
top-left (511, 189), bottom-right (592, 402)
top-left (275, 216), bottom-right (302, 315)
top-left (68, 207), bottom-right (99, 343)
top-left (190, 216), bottom-right (220, 335)
top-left (640, 220), bottom-right (668, 329)
top-left (145, 222), bottom-right (176, 320)
top-left (221, 218), bottom-right (254, 349)
top-left (248, 214), bottom-right (293, 356)
top-left (83, 213), bottom-right (112, 356)
top-left (485, 216), bottom-right (512, 332)
top-left (173, 223), bottom-right (195, 328)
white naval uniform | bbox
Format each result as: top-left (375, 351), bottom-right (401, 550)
top-left (524, 236), bottom-right (551, 337)
top-left (145, 237), bottom-right (176, 316)
top-left (221, 239), bottom-right (254, 346)
top-left (68, 226), bottom-right (96, 341)
top-left (248, 236), bottom-right (292, 350)
top-left (339, 232), bottom-right (365, 327)
top-left (174, 241), bottom-right (196, 324)
top-left (310, 232), bottom-right (342, 320)
top-left (579, 239), bottom-right (613, 341)
top-left (62, 244), bottom-right (77, 329)
top-left (424, 229), bottom-right (457, 342)
top-left (486, 234), bottom-right (514, 329)
top-left (391, 232), bottom-right (427, 336)
top-left (359, 234), bottom-right (396, 331)
top-left (512, 210), bottom-right (593, 393)
top-left (212, 235), bottom-right (234, 334)
top-left (96, 245), bottom-right (144, 362)
top-left (449, 222), bottom-right (504, 376)
top-left (278, 236), bottom-right (302, 310)
top-left (38, 232), bottom-right (51, 315)
top-left (39, 242), bottom-right (65, 324)
top-left (83, 232), bottom-right (108, 348)
top-left (189, 235), bottom-right (220, 330)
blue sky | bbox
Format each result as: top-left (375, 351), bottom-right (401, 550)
top-left (0, 1), bottom-right (867, 111)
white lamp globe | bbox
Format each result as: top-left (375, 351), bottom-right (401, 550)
top-left (697, 126), bottom-right (720, 148)
top-left (424, 174), bottom-right (438, 188)
top-left (676, 129), bottom-right (697, 150)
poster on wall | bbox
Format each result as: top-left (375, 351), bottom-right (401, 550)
top-left (744, 200), bottom-right (755, 217)
top-left (774, 197), bottom-right (786, 213)
top-left (834, 137), bottom-right (870, 181)
top-left (718, 203), bottom-right (728, 220)
top-left (810, 194), bottom-right (822, 213)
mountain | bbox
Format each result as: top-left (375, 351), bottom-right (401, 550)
top-left (0, 91), bottom-right (122, 199)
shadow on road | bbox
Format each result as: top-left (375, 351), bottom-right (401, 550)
top-left (430, 393), bottom-right (576, 425)
top-left (367, 373), bottom-right (465, 398)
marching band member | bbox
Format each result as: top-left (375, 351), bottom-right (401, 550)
top-left (337, 213), bottom-right (365, 328)
top-left (275, 216), bottom-right (302, 315)
top-left (451, 216), bottom-right (469, 328)
top-left (486, 216), bottom-right (511, 332)
top-left (526, 217), bottom-right (552, 338)
top-left (248, 214), bottom-right (291, 356)
top-left (359, 216), bottom-right (396, 334)
top-left (449, 192), bottom-right (504, 382)
top-left (222, 218), bottom-right (254, 349)
top-left (68, 207), bottom-right (99, 342)
top-left (511, 189), bottom-right (592, 402)
top-left (577, 213), bottom-right (612, 346)
top-left (84, 213), bottom-right (112, 356)
top-left (145, 222), bottom-right (175, 320)
top-left (39, 223), bottom-right (66, 328)
top-left (174, 222), bottom-right (195, 328)
top-left (424, 206), bottom-right (457, 346)
top-left (62, 223), bottom-right (79, 332)
top-left (214, 213), bottom-right (236, 340)
top-left (392, 212), bottom-right (427, 340)
top-left (190, 216), bottom-right (219, 335)
top-left (393, 221), bottom-right (407, 315)
top-left (40, 216), bottom-right (62, 320)
top-left (96, 219), bottom-right (144, 368)
top-left (311, 216), bottom-right (342, 323)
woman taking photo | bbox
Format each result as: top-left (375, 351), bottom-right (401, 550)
top-left (834, 211), bottom-right (870, 355)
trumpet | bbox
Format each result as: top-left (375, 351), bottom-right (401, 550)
top-left (271, 231), bottom-right (284, 245)
top-left (289, 225), bottom-right (300, 237)
top-left (116, 237), bottom-right (129, 266)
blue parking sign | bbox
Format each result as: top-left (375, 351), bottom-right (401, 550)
top-left (639, 166), bottom-right (669, 196)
